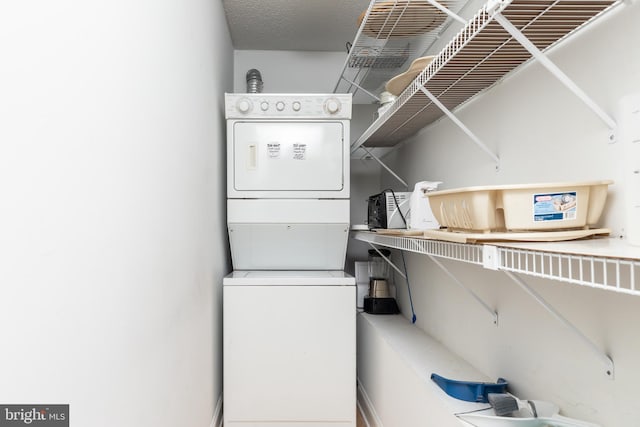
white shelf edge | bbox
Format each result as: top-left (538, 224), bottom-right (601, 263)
top-left (352, 231), bottom-right (484, 265)
top-left (352, 231), bottom-right (640, 296)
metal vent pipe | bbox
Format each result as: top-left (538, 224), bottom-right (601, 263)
top-left (246, 69), bottom-right (263, 93)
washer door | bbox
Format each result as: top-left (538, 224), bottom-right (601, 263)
top-left (232, 121), bottom-right (344, 192)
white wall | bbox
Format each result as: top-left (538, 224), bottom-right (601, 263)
top-left (375, 3), bottom-right (640, 426)
top-left (233, 50), bottom-right (346, 93)
top-left (0, 1), bottom-right (233, 426)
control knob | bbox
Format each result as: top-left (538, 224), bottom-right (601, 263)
top-left (292, 101), bottom-right (301, 112)
top-left (276, 101), bottom-right (285, 111)
top-left (260, 101), bottom-right (269, 111)
top-left (236, 98), bottom-right (252, 114)
top-left (324, 98), bottom-right (341, 114)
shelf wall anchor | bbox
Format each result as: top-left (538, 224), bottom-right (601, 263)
top-left (493, 12), bottom-right (617, 142)
top-left (429, 255), bottom-right (498, 325)
top-left (504, 270), bottom-right (614, 379)
top-left (419, 87), bottom-right (500, 165)
top-left (360, 146), bottom-right (409, 189)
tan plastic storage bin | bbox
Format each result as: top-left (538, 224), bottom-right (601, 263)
top-left (427, 180), bottom-right (612, 232)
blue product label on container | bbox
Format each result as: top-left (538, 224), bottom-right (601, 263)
top-left (533, 191), bottom-right (577, 222)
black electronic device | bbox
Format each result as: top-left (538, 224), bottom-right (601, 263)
top-left (363, 296), bottom-right (400, 315)
top-left (367, 191), bottom-right (411, 229)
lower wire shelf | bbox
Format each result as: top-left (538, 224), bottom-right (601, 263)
top-left (352, 231), bottom-right (640, 295)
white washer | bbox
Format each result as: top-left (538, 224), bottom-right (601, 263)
top-left (223, 271), bottom-right (356, 427)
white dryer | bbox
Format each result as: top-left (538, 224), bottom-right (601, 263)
top-left (225, 93), bottom-right (351, 271)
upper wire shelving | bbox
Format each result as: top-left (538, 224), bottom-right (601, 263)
top-left (334, 0), bottom-right (472, 104)
top-left (348, 0), bottom-right (620, 152)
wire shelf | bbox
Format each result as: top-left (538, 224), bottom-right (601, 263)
top-left (335, 0), bottom-right (472, 102)
top-left (352, 231), bottom-right (640, 296)
top-left (351, 0), bottom-right (619, 149)
top-left (348, 45), bottom-right (411, 69)
top-left (498, 247), bottom-right (640, 296)
top-left (353, 231), bottom-right (484, 264)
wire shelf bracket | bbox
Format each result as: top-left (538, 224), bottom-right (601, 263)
top-left (340, 76), bottom-right (381, 102)
top-left (429, 255), bottom-right (498, 325)
top-left (420, 87), bottom-right (500, 166)
top-left (360, 146), bottom-right (409, 188)
top-left (426, 0), bottom-right (467, 24)
top-left (492, 12), bottom-right (618, 143)
top-left (504, 270), bottom-right (615, 379)
top-left (368, 243), bottom-right (407, 280)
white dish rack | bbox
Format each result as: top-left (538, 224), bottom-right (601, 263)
top-left (427, 180), bottom-right (612, 232)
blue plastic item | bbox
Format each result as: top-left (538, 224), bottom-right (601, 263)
top-left (430, 373), bottom-right (508, 403)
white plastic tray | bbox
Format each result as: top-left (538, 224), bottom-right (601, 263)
top-left (427, 181), bottom-right (613, 232)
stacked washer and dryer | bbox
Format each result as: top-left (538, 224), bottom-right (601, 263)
top-left (223, 93), bottom-right (356, 427)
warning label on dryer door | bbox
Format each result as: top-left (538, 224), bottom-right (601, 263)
top-left (533, 191), bottom-right (577, 222)
top-left (267, 143), bottom-right (281, 158)
top-left (293, 143), bottom-right (307, 160)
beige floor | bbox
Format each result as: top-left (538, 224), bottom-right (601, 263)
top-left (357, 407), bottom-right (366, 427)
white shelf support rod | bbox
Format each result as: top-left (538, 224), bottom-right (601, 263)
top-left (429, 255), bottom-right (498, 325)
top-left (340, 76), bottom-right (381, 102)
top-left (419, 87), bottom-right (500, 165)
top-left (424, 0), bottom-right (467, 24)
top-left (361, 146), bottom-right (409, 189)
top-left (504, 271), bottom-right (614, 379)
top-left (368, 243), bottom-right (407, 280)
top-left (493, 13), bottom-right (617, 137)
top-left (332, 0), bottom-right (375, 94)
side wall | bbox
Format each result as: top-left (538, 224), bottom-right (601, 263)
top-left (0, 1), bottom-right (233, 426)
top-left (234, 50), bottom-right (346, 94)
top-left (381, 3), bottom-right (640, 426)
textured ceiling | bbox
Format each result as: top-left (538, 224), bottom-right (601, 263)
top-left (223, 0), bottom-right (372, 52)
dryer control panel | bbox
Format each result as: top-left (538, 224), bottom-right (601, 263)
top-left (225, 93), bottom-right (352, 120)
